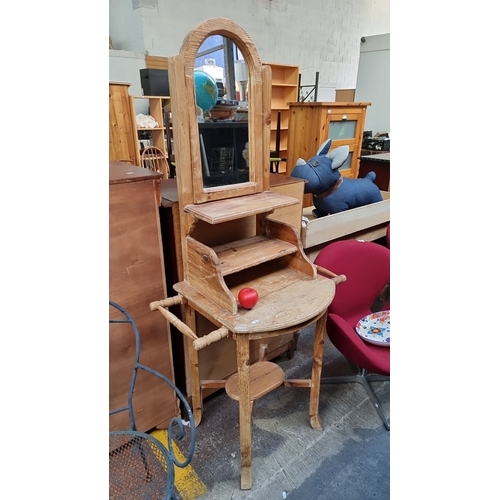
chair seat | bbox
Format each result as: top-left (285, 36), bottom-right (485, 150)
top-left (110, 431), bottom-right (173, 499)
top-left (327, 313), bottom-right (390, 376)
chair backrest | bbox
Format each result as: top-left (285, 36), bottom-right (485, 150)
top-left (314, 240), bottom-right (390, 318)
top-left (140, 146), bottom-right (169, 178)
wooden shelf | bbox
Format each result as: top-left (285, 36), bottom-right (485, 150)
top-left (213, 235), bottom-right (298, 276)
top-left (226, 361), bottom-right (285, 401)
top-left (132, 95), bottom-right (171, 100)
top-left (184, 191), bottom-right (299, 224)
top-left (131, 95), bottom-right (170, 178)
top-left (263, 62), bottom-right (299, 174)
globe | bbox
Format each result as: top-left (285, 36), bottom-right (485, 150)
top-left (194, 70), bottom-right (218, 112)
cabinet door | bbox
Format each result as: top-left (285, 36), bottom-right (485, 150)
top-left (109, 83), bottom-right (140, 165)
top-left (325, 113), bottom-right (363, 179)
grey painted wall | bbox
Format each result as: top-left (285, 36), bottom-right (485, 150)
top-left (355, 33), bottom-right (390, 134)
top-left (109, 0), bottom-right (390, 97)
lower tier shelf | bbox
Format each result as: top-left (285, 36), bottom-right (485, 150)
top-left (225, 361), bottom-right (285, 401)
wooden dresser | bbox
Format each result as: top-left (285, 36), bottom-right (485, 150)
top-left (109, 161), bottom-right (178, 432)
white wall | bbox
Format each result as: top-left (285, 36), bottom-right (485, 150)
top-left (354, 33), bottom-right (390, 134)
top-left (109, 49), bottom-right (149, 113)
top-left (109, 0), bottom-right (390, 93)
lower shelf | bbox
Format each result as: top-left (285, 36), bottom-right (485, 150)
top-left (225, 361), bottom-right (285, 401)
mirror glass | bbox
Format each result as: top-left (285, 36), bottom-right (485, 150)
top-left (194, 35), bottom-right (250, 188)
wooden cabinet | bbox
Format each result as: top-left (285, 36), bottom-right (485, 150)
top-left (109, 161), bottom-right (178, 433)
top-left (109, 82), bottom-right (140, 166)
top-left (131, 95), bottom-right (171, 178)
top-left (359, 153), bottom-right (390, 191)
top-left (263, 62), bottom-right (299, 174)
top-left (287, 101), bottom-right (371, 208)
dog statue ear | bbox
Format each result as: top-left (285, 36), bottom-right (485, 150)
top-left (316, 139), bottom-right (332, 156)
top-left (327, 145), bottom-right (349, 170)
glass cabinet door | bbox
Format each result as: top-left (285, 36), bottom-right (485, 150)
top-left (328, 120), bottom-right (357, 141)
top-left (327, 113), bottom-right (359, 142)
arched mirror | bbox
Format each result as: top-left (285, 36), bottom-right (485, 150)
top-left (168, 18), bottom-right (271, 205)
top-left (193, 35), bottom-right (250, 189)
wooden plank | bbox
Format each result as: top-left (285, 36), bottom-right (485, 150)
top-left (301, 192), bottom-right (390, 248)
top-left (305, 224), bottom-right (389, 262)
top-left (145, 55), bottom-right (169, 70)
top-left (335, 88), bottom-right (356, 102)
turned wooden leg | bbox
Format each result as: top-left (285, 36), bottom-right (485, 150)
top-left (236, 334), bottom-right (252, 490)
top-left (309, 310), bottom-right (327, 431)
top-left (186, 305), bottom-right (203, 427)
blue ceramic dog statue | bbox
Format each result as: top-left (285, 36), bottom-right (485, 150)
top-left (290, 139), bottom-right (383, 217)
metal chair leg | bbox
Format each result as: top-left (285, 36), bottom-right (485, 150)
top-left (322, 367), bottom-right (390, 430)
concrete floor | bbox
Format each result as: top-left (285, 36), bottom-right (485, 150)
top-left (175, 321), bottom-right (390, 500)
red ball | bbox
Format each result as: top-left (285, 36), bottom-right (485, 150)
top-left (238, 287), bottom-right (259, 309)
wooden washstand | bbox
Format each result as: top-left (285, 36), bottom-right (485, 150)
top-left (149, 17), bottom-right (344, 490)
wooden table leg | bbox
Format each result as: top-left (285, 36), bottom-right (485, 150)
top-left (186, 304), bottom-right (203, 427)
top-left (236, 334), bottom-right (252, 490)
top-left (309, 310), bottom-right (327, 431)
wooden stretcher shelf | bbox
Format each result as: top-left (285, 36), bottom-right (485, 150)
top-left (225, 361), bottom-right (285, 401)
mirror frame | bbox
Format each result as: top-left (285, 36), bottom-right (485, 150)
top-left (168, 18), bottom-right (271, 205)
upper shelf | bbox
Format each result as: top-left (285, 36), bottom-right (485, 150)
top-left (212, 235), bottom-right (298, 276)
top-left (131, 95), bottom-right (171, 100)
top-left (184, 191), bottom-right (300, 224)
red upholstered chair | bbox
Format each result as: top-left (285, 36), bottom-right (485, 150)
top-left (386, 223), bottom-right (390, 248)
top-left (314, 239), bottom-right (390, 430)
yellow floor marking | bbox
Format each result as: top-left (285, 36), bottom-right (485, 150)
top-left (150, 429), bottom-right (208, 500)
